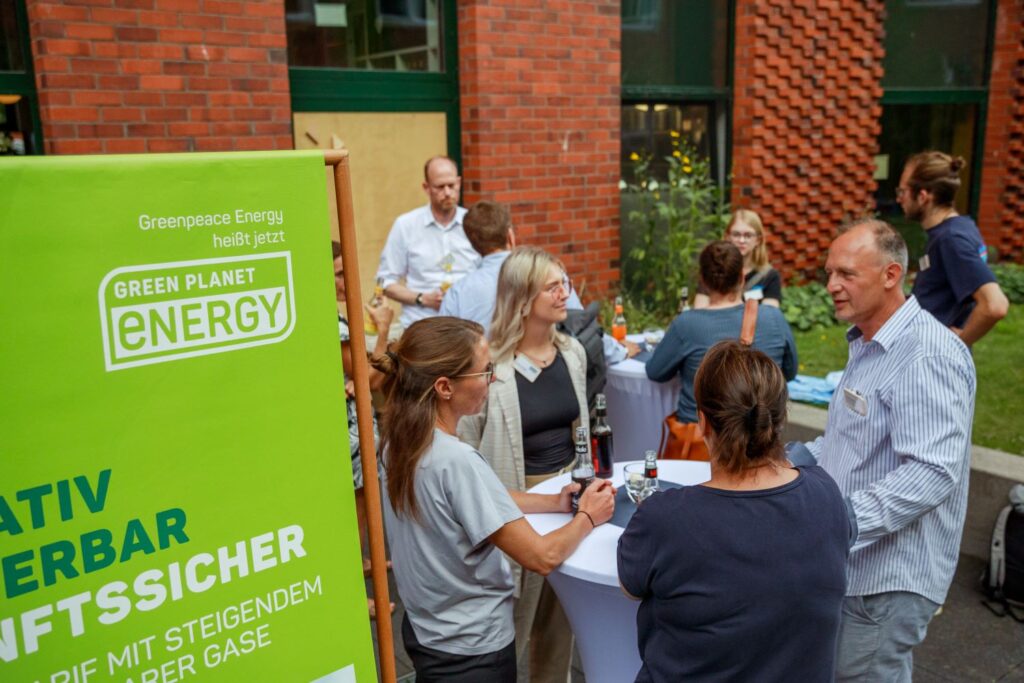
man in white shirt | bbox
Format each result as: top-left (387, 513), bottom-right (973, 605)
top-left (376, 156), bottom-right (481, 329)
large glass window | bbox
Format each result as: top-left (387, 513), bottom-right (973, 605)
top-left (621, 103), bottom-right (713, 183)
top-left (286, 0), bottom-right (443, 72)
top-left (883, 0), bottom-right (990, 89)
top-left (0, 0), bottom-right (40, 155)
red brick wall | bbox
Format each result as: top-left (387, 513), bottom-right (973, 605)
top-left (978, 0), bottom-right (1024, 262)
top-left (26, 0), bottom-right (292, 155)
top-left (457, 0), bottom-right (621, 300)
top-left (731, 0), bottom-right (885, 280)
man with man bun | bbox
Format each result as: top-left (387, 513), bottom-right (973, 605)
top-left (898, 151), bottom-right (1008, 344)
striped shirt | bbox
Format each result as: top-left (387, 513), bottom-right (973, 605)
top-left (806, 296), bottom-right (976, 605)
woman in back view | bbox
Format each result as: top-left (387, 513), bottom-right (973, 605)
top-left (618, 341), bottom-right (849, 682)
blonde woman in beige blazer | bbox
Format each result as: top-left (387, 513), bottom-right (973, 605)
top-left (458, 246), bottom-right (591, 683)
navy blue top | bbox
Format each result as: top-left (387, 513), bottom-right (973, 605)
top-left (911, 215), bottom-right (997, 328)
top-left (617, 466), bottom-right (849, 683)
top-left (645, 305), bottom-right (797, 422)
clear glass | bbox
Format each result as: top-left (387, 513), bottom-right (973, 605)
top-left (874, 103), bottom-right (978, 263)
top-left (622, 0), bottom-right (729, 88)
top-left (623, 463), bottom-right (650, 504)
top-left (285, 0), bottom-right (444, 72)
top-left (883, 0), bottom-right (990, 88)
top-left (0, 0), bottom-right (26, 72)
top-left (621, 103), bottom-right (712, 182)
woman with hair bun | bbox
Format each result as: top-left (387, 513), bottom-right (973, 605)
top-left (375, 316), bottom-right (614, 683)
top-left (619, 340), bottom-right (849, 682)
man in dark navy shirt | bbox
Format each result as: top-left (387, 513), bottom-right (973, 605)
top-left (898, 150), bottom-right (1009, 345)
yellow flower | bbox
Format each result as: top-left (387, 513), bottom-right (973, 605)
top-left (654, 192), bottom-right (660, 200)
top-left (683, 166), bottom-right (692, 174)
top-left (672, 150), bottom-right (681, 158)
top-left (682, 156), bottom-right (691, 164)
top-left (629, 152), bottom-right (640, 161)
top-left (669, 130), bottom-right (680, 138)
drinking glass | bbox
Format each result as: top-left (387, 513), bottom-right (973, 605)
top-left (624, 463), bottom-right (648, 504)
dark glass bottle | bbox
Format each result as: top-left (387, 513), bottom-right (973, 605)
top-left (571, 426), bottom-right (594, 513)
top-left (591, 393), bottom-right (614, 479)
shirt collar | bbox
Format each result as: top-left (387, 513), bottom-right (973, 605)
top-left (421, 204), bottom-right (465, 231)
top-left (482, 250), bottom-right (510, 267)
top-left (847, 296), bottom-right (921, 351)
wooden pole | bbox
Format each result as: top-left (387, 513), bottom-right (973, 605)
top-left (325, 149), bottom-right (397, 683)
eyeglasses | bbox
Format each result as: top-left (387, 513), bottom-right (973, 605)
top-left (728, 231), bottom-right (758, 242)
top-left (544, 275), bottom-right (573, 297)
top-left (455, 362), bottom-right (494, 382)
top-left (896, 186), bottom-right (913, 198)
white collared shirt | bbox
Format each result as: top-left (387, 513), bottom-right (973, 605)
top-left (376, 204), bottom-right (480, 328)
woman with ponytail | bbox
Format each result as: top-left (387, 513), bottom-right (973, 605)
top-left (618, 341), bottom-right (849, 682)
top-left (374, 317), bottom-right (614, 683)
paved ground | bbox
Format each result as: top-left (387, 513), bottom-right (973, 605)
top-left (371, 554), bottom-right (1024, 682)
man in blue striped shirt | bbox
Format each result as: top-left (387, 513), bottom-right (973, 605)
top-left (804, 219), bottom-right (976, 681)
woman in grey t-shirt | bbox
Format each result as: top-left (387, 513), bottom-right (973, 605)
top-left (372, 317), bottom-right (615, 683)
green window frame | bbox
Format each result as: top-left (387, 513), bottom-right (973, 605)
top-left (287, 0), bottom-right (461, 164)
top-left (0, 0), bottom-right (43, 154)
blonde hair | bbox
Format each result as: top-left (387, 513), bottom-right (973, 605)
top-left (489, 246), bottom-right (570, 362)
top-left (727, 208), bottom-right (769, 270)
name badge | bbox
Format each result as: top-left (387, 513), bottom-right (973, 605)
top-left (513, 354), bottom-right (541, 382)
top-left (919, 254), bottom-right (931, 272)
top-left (744, 287), bottom-right (764, 301)
top-left (843, 387), bottom-right (868, 416)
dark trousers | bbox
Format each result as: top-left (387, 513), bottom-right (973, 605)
top-left (402, 614), bottom-right (516, 683)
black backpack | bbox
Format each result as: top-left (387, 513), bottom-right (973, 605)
top-left (981, 484), bottom-right (1024, 622)
top-left (557, 301), bottom-right (606, 410)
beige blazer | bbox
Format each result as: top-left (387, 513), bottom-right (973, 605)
top-left (458, 335), bottom-right (590, 493)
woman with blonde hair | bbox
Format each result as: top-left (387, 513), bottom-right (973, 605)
top-left (376, 317), bottom-right (614, 683)
top-left (694, 208), bottom-right (782, 308)
top-left (459, 246), bottom-right (589, 683)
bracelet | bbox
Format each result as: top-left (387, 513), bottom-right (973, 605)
top-left (415, 292), bottom-right (423, 306)
top-left (577, 510), bottom-right (596, 528)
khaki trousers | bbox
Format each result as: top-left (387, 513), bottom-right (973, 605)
top-left (514, 465), bottom-right (574, 683)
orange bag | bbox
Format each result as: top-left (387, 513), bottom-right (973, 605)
top-left (657, 299), bottom-right (759, 462)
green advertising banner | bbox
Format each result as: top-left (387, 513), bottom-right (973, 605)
top-left (0, 152), bottom-right (377, 682)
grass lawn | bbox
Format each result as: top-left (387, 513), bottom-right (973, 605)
top-left (793, 306), bottom-right (1024, 456)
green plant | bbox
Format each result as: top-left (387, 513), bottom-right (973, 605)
top-left (993, 262), bottom-right (1024, 304)
top-left (781, 282), bottom-right (838, 331)
top-left (621, 141), bottom-right (730, 321)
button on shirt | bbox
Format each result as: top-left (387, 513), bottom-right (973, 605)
top-left (376, 204), bottom-right (480, 328)
top-left (806, 296), bottom-right (976, 604)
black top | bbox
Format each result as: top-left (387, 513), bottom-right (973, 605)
top-left (697, 266), bottom-right (783, 302)
top-left (515, 351), bottom-right (579, 475)
top-left (617, 466), bottom-right (849, 683)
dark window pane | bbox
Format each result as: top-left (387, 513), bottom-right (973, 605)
top-left (622, 0), bottom-right (728, 89)
top-left (883, 0), bottom-right (990, 88)
top-left (874, 103), bottom-right (978, 260)
top-left (1, 95), bottom-right (37, 155)
top-left (1, 0), bottom-right (26, 72)
top-left (286, 0), bottom-right (443, 72)
top-left (621, 103), bottom-right (712, 182)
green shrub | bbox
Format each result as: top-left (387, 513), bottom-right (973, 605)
top-left (782, 282), bottom-right (838, 331)
top-left (993, 262), bottom-right (1024, 304)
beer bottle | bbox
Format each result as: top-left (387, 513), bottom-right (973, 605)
top-left (643, 449), bottom-right (659, 494)
top-left (571, 426), bottom-right (595, 513)
top-left (591, 394), bottom-right (614, 479)
top-left (612, 296), bottom-right (627, 341)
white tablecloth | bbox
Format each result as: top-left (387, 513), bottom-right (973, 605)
top-left (604, 335), bottom-right (680, 462)
top-left (525, 460), bottom-right (711, 683)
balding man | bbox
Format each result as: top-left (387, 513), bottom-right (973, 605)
top-left (376, 156), bottom-right (481, 329)
top-left (799, 219), bottom-right (975, 681)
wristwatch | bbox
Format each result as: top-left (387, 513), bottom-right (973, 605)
top-left (415, 292), bottom-right (423, 307)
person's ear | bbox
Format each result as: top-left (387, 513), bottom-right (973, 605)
top-left (434, 376), bottom-right (454, 401)
top-left (697, 410), bottom-right (710, 438)
top-left (882, 261), bottom-right (903, 291)
top-left (422, 180), bottom-right (431, 196)
top-left (507, 226), bottom-right (516, 249)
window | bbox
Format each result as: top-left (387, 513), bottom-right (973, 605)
top-left (874, 0), bottom-right (993, 254)
top-left (620, 0), bottom-right (730, 183)
top-left (0, 0), bottom-right (41, 155)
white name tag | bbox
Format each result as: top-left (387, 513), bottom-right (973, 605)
top-left (919, 254), bottom-right (931, 272)
top-left (843, 387), bottom-right (868, 416)
top-left (513, 354), bottom-right (541, 382)
top-left (744, 287), bottom-right (764, 301)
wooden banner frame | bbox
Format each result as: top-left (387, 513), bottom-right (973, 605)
top-left (324, 149), bottom-right (396, 683)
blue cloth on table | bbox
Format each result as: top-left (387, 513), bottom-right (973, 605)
top-left (787, 371), bottom-right (843, 404)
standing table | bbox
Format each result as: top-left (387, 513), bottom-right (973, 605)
top-left (525, 460), bottom-right (711, 683)
top-left (604, 337), bottom-right (679, 461)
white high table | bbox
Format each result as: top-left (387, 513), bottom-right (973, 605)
top-left (604, 335), bottom-right (680, 461)
top-left (526, 460), bottom-right (711, 683)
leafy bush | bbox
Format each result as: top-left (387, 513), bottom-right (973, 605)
top-left (621, 142), bottom-right (730, 322)
top-left (993, 262), bottom-right (1024, 304)
top-left (782, 282), bottom-right (838, 331)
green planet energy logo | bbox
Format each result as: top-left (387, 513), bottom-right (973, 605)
top-left (99, 253), bottom-right (295, 371)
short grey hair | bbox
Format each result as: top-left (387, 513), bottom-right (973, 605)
top-left (837, 218), bottom-right (909, 278)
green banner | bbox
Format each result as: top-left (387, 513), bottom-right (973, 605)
top-left (0, 152), bottom-right (376, 682)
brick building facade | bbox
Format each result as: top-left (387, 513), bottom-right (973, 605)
top-left (7, 0), bottom-right (1024, 295)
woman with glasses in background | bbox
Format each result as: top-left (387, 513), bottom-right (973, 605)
top-left (694, 208), bottom-right (782, 308)
top-left (376, 316), bottom-right (614, 683)
top-left (459, 246), bottom-right (591, 683)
